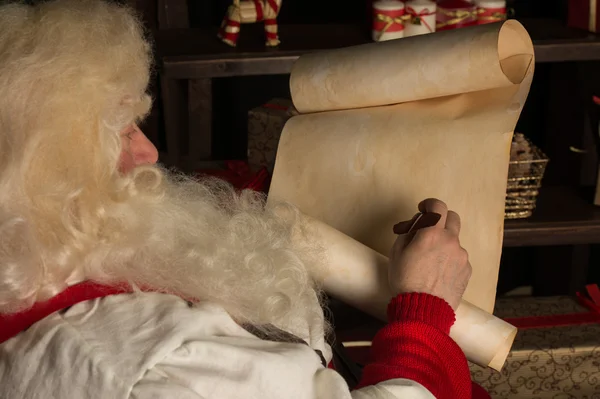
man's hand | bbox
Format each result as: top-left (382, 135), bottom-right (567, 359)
top-left (389, 199), bottom-right (472, 310)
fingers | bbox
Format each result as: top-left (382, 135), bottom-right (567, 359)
top-left (445, 211), bottom-right (461, 236)
top-left (418, 198), bottom-right (448, 227)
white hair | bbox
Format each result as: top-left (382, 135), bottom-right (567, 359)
top-left (0, 0), bottom-right (327, 337)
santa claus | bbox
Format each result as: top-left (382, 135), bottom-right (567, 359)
top-left (0, 1), bottom-right (487, 398)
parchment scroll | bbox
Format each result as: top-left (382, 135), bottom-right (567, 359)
top-left (300, 214), bottom-right (517, 371)
top-left (267, 20), bottom-right (534, 370)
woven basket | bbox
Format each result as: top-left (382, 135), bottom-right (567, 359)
top-left (505, 133), bottom-right (549, 219)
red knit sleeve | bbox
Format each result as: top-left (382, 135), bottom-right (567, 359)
top-left (355, 293), bottom-right (475, 399)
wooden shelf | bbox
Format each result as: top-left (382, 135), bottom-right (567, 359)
top-left (160, 19), bottom-right (600, 79)
top-left (503, 186), bottom-right (600, 247)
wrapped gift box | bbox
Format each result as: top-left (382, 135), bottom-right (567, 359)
top-left (247, 98), bottom-right (298, 174)
top-left (470, 290), bottom-right (600, 398)
top-left (436, 0), bottom-right (478, 31)
top-left (568, 0), bottom-right (600, 33)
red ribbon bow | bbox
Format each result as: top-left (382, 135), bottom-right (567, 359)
top-left (405, 6), bottom-right (435, 32)
top-left (504, 284), bottom-right (600, 330)
top-left (577, 283), bottom-right (600, 313)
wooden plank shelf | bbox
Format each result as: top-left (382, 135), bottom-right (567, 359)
top-left (160, 19), bottom-right (600, 79)
top-left (503, 186), bottom-right (600, 247)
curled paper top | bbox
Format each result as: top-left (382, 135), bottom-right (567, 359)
top-left (290, 20), bottom-right (533, 113)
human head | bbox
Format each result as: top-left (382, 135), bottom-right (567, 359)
top-left (0, 0), bottom-right (153, 307)
top-left (0, 0), bottom-right (324, 337)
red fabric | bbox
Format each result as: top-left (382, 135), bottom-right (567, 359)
top-left (219, 31), bottom-right (240, 43)
top-left (568, 0), bottom-right (600, 32)
top-left (580, 283), bottom-right (600, 310)
top-left (356, 292), bottom-right (489, 399)
top-left (504, 284), bottom-right (600, 330)
top-left (195, 161), bottom-right (270, 193)
top-left (253, 0), bottom-right (264, 21)
top-left (266, 0), bottom-right (280, 13)
top-left (472, 382), bottom-right (491, 398)
top-left (263, 20), bottom-right (279, 40)
top-left (0, 282), bottom-right (135, 344)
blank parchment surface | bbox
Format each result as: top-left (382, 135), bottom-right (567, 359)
top-left (268, 21), bottom-right (534, 314)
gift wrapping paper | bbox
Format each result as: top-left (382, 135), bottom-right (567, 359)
top-left (470, 295), bottom-right (600, 398)
top-left (568, 0), bottom-right (600, 33)
top-left (247, 98), bottom-right (298, 174)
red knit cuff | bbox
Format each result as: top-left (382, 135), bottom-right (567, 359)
top-left (387, 293), bottom-right (456, 335)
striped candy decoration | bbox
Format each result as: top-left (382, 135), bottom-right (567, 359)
top-left (218, 0), bottom-right (282, 47)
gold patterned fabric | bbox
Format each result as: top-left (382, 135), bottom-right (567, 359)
top-left (470, 296), bottom-right (600, 398)
top-left (247, 98), bottom-right (298, 173)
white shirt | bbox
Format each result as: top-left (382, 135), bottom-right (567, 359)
top-left (0, 292), bottom-right (434, 399)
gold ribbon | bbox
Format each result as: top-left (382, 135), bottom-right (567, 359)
top-left (436, 8), bottom-right (479, 29)
top-left (477, 11), bottom-right (507, 22)
top-left (374, 12), bottom-right (410, 40)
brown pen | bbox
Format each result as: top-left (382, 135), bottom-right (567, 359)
top-left (393, 212), bottom-right (442, 235)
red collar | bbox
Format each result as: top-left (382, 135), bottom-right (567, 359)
top-left (0, 281), bottom-right (135, 344)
